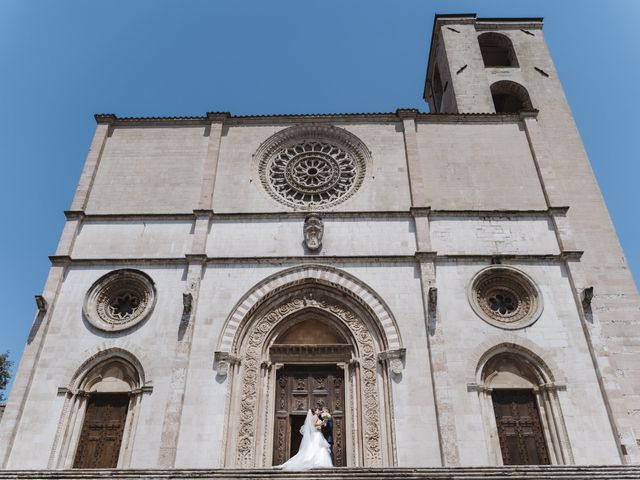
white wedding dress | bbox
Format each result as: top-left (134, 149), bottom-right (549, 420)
top-left (277, 410), bottom-right (333, 471)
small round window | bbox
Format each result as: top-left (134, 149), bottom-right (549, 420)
top-left (467, 266), bottom-right (543, 330)
top-left (83, 269), bottom-right (156, 332)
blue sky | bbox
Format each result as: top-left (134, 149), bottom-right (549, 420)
top-left (1, 0), bottom-right (639, 397)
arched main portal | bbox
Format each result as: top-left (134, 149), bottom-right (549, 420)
top-left (216, 265), bottom-right (404, 468)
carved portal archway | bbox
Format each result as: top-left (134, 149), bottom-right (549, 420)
top-left (216, 265), bottom-right (404, 468)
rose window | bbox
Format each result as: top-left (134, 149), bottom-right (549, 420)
top-left (84, 269), bottom-right (156, 332)
top-left (467, 266), bottom-right (543, 329)
top-left (257, 126), bottom-right (368, 209)
top-left (109, 293), bottom-right (142, 320)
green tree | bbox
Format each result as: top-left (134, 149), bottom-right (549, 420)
top-left (0, 351), bottom-right (12, 403)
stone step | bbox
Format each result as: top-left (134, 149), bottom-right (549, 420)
top-left (1, 466), bottom-right (640, 480)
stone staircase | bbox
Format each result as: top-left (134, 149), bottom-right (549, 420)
top-left (1, 466), bottom-right (640, 480)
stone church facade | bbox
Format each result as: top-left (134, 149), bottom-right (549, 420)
top-left (1, 14), bottom-right (640, 475)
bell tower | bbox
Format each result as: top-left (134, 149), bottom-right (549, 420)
top-left (424, 14), bottom-right (546, 114)
top-left (425, 13), bottom-right (640, 462)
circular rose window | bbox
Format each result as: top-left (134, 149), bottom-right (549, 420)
top-left (467, 266), bottom-right (543, 329)
top-left (83, 269), bottom-right (156, 332)
top-left (256, 125), bottom-right (368, 209)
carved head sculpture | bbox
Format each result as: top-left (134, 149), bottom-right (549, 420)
top-left (303, 215), bottom-right (324, 251)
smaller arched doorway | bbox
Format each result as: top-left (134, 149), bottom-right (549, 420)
top-left (72, 359), bottom-right (136, 469)
top-left (269, 317), bottom-right (351, 466)
top-left (470, 344), bottom-right (572, 466)
top-left (49, 349), bottom-right (151, 469)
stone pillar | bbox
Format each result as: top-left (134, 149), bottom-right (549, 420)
top-left (397, 109), bottom-right (426, 207)
top-left (398, 109), bottom-right (460, 466)
top-left (198, 112), bottom-right (228, 211)
top-left (157, 114), bottom-right (225, 466)
top-left (522, 112), bottom-right (640, 463)
top-left (157, 255), bottom-right (206, 468)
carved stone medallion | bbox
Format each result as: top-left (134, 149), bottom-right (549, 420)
top-left (303, 215), bottom-right (323, 251)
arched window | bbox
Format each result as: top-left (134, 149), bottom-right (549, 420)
top-left (49, 351), bottom-right (149, 469)
top-left (490, 81), bottom-right (533, 113)
top-left (478, 32), bottom-right (519, 67)
top-left (472, 347), bottom-right (572, 465)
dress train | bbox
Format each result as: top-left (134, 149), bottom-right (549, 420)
top-left (277, 410), bottom-right (333, 471)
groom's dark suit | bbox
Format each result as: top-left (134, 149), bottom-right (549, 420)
top-left (321, 416), bottom-right (334, 465)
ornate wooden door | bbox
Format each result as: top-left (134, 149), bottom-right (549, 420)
top-left (73, 393), bottom-right (129, 468)
top-left (492, 389), bottom-right (550, 465)
top-left (273, 365), bottom-right (346, 466)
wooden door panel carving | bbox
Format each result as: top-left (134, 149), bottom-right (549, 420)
top-left (73, 393), bottom-right (129, 469)
top-left (492, 389), bottom-right (550, 465)
top-left (273, 365), bottom-right (346, 466)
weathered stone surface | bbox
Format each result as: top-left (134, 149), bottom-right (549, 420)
top-left (1, 13), bottom-right (638, 474)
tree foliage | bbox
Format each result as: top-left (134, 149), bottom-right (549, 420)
top-left (0, 351), bottom-right (12, 403)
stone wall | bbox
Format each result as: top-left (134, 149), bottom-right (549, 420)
top-left (1, 13), bottom-right (637, 472)
top-left (425, 14), bottom-right (640, 459)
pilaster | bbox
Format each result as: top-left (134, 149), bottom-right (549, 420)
top-left (70, 115), bottom-right (113, 211)
top-left (400, 111), bottom-right (460, 465)
top-left (157, 255), bottom-right (206, 468)
top-left (397, 109), bottom-right (427, 207)
top-left (55, 211), bottom-right (85, 256)
top-left (198, 113), bottom-right (228, 210)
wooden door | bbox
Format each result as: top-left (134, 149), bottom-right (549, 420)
top-left (73, 393), bottom-right (129, 468)
top-left (492, 389), bottom-right (550, 465)
top-left (273, 365), bottom-right (346, 466)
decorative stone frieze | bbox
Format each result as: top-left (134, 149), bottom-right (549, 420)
top-left (83, 270), bottom-right (156, 332)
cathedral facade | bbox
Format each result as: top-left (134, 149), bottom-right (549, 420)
top-left (1, 14), bottom-right (640, 474)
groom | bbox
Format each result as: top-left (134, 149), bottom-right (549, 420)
top-left (317, 405), bottom-right (334, 465)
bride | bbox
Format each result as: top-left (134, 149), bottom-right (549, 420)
top-left (277, 408), bottom-right (333, 470)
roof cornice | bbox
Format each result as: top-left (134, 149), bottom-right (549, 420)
top-left (93, 110), bottom-right (533, 126)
